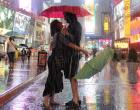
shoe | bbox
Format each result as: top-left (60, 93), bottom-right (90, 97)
top-left (65, 100), bottom-right (80, 108)
top-left (65, 100), bottom-right (81, 105)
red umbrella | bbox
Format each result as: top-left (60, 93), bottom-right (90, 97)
top-left (40, 5), bottom-right (92, 18)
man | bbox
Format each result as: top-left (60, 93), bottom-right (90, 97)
top-left (63, 12), bottom-right (82, 108)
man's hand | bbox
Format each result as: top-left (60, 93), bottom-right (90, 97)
top-left (82, 49), bottom-right (90, 58)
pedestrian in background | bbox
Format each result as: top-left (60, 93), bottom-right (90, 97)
top-left (27, 48), bottom-right (31, 63)
top-left (5, 36), bottom-right (17, 70)
top-left (21, 48), bottom-right (26, 66)
top-left (92, 48), bottom-right (97, 57)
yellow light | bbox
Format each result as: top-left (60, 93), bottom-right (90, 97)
top-left (114, 42), bottom-right (128, 49)
top-left (124, 0), bottom-right (130, 36)
top-left (104, 16), bottom-right (109, 32)
top-left (130, 34), bottom-right (140, 43)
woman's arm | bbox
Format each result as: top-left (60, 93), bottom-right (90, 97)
top-left (67, 43), bottom-right (89, 57)
top-left (58, 33), bottom-right (89, 57)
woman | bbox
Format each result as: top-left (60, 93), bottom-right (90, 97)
top-left (5, 37), bottom-right (17, 70)
top-left (43, 20), bottom-right (88, 108)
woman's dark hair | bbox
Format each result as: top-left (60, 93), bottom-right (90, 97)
top-left (9, 36), bottom-right (15, 41)
top-left (50, 20), bottom-right (62, 36)
top-left (64, 12), bottom-right (77, 23)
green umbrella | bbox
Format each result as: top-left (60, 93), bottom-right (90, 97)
top-left (75, 47), bottom-right (114, 79)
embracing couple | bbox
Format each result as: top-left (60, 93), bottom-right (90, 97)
top-left (43, 12), bottom-right (89, 109)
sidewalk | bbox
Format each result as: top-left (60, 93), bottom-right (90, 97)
top-left (2, 61), bottom-right (140, 110)
top-left (1, 60), bottom-right (140, 109)
top-left (0, 57), bottom-right (46, 106)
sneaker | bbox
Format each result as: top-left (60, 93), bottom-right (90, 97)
top-left (65, 100), bottom-right (80, 108)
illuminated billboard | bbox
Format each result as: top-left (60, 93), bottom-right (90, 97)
top-left (13, 12), bottom-right (31, 34)
top-left (124, 0), bottom-right (130, 36)
top-left (114, 1), bottom-right (125, 38)
top-left (0, 6), bottom-right (14, 30)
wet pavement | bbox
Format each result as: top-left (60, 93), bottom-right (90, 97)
top-left (1, 60), bottom-right (140, 110)
top-left (0, 57), bottom-right (46, 95)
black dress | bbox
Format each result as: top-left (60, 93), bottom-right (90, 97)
top-left (43, 33), bottom-right (70, 97)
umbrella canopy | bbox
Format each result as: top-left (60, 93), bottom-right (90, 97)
top-left (74, 47), bottom-right (114, 79)
top-left (40, 5), bottom-right (92, 18)
top-left (5, 31), bottom-right (27, 36)
top-left (19, 44), bottom-right (28, 48)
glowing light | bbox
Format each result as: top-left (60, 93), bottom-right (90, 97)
top-left (124, 0), bottom-right (130, 36)
top-left (104, 16), bottom-right (109, 33)
top-left (114, 41), bottom-right (129, 49)
top-left (54, 0), bottom-right (61, 3)
top-left (19, 0), bottom-right (31, 12)
top-left (130, 34), bottom-right (140, 43)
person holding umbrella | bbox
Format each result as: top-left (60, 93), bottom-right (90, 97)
top-left (43, 19), bottom-right (88, 108)
top-left (63, 12), bottom-right (83, 108)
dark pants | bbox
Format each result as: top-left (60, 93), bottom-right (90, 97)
top-left (7, 52), bottom-right (15, 63)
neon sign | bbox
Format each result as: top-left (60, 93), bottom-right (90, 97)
top-left (124, 0), bottom-right (130, 36)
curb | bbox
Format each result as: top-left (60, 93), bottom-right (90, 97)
top-left (0, 70), bottom-right (47, 107)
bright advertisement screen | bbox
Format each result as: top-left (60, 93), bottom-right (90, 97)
top-left (13, 12), bottom-right (31, 34)
top-left (19, 0), bottom-right (31, 12)
top-left (114, 1), bottom-right (125, 38)
top-left (83, 0), bottom-right (95, 33)
top-left (114, 0), bottom-right (124, 21)
top-left (0, 6), bottom-right (14, 30)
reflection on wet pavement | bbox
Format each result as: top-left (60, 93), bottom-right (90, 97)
top-left (0, 58), bottom-right (46, 95)
top-left (1, 61), bottom-right (140, 110)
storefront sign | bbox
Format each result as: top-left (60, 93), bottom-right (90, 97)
top-left (130, 34), bottom-right (140, 43)
top-left (13, 12), bottom-right (31, 34)
top-left (124, 0), bottom-right (130, 36)
top-left (99, 38), bottom-right (112, 50)
top-left (114, 41), bottom-right (129, 48)
top-left (104, 15), bottom-right (109, 33)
